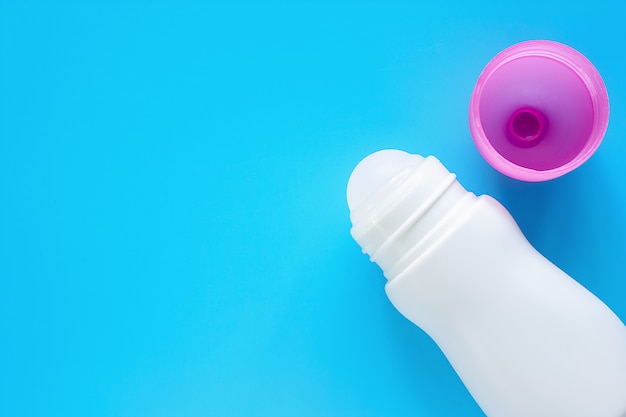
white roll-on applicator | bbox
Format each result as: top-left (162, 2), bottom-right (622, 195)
top-left (347, 150), bottom-right (626, 417)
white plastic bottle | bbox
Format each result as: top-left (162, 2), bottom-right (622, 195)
top-left (347, 150), bottom-right (626, 417)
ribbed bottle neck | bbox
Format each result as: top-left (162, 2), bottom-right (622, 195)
top-left (349, 156), bottom-right (478, 281)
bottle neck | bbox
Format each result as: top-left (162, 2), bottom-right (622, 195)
top-left (349, 156), bottom-right (478, 281)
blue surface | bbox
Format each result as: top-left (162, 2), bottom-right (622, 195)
top-left (1, 1), bottom-right (626, 416)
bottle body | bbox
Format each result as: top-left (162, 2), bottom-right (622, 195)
top-left (386, 195), bottom-right (626, 417)
top-left (347, 151), bottom-right (626, 417)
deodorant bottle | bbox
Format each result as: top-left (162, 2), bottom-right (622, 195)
top-left (347, 150), bottom-right (626, 417)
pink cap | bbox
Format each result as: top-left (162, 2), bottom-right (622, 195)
top-left (469, 40), bottom-right (609, 181)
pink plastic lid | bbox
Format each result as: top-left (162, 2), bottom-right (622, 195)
top-left (468, 40), bottom-right (609, 181)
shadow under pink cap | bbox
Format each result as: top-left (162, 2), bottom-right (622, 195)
top-left (469, 40), bottom-right (609, 182)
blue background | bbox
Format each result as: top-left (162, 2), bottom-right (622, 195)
top-left (1, 1), bottom-right (625, 416)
